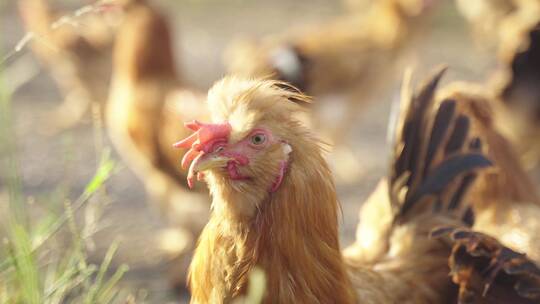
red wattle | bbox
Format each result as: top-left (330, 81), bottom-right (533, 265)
top-left (270, 160), bottom-right (288, 193)
top-left (227, 161), bottom-right (248, 180)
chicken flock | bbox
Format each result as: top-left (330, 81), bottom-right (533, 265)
top-left (18, 0), bottom-right (540, 303)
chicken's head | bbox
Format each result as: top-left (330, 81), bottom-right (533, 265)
top-left (174, 77), bottom-right (311, 216)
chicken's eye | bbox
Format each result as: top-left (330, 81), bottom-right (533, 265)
top-left (251, 134), bottom-right (266, 145)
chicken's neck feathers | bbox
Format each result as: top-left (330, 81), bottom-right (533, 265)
top-left (189, 143), bottom-right (356, 303)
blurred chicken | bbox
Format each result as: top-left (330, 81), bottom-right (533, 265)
top-left (18, 0), bottom-right (121, 132)
top-left (409, 78), bottom-right (540, 302)
top-left (171, 68), bottom-right (540, 303)
top-left (224, 0), bottom-right (435, 145)
top-left (346, 68), bottom-right (540, 303)
top-left (385, 69), bottom-right (540, 303)
top-left (456, 0), bottom-right (540, 48)
top-left (107, 0), bottom-right (211, 286)
top-left (430, 82), bottom-right (540, 264)
top-left (488, 14), bottom-right (540, 168)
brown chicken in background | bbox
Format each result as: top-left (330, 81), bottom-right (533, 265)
top-left (107, 0), bottom-right (211, 286)
top-left (18, 0), bottom-right (120, 132)
top-left (456, 0), bottom-right (540, 48)
top-left (430, 85), bottom-right (540, 303)
top-left (224, 0), bottom-right (436, 146)
top-left (349, 68), bottom-right (540, 303)
top-left (172, 67), bottom-right (539, 303)
top-left (489, 13), bottom-right (540, 168)
top-left (431, 82), bottom-right (540, 262)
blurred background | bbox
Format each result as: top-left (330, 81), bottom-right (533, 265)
top-left (0, 0), bottom-right (536, 303)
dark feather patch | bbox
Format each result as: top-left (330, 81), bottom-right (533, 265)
top-left (401, 153), bottom-right (492, 216)
top-left (390, 67), bottom-right (494, 227)
top-left (516, 279), bottom-right (540, 298)
top-left (500, 23), bottom-right (540, 120)
top-left (423, 100), bottom-right (456, 177)
top-left (429, 226), bottom-right (457, 238)
top-left (270, 45), bottom-right (310, 92)
top-left (469, 137), bottom-right (482, 151)
top-left (431, 227), bottom-right (540, 303)
top-left (506, 262), bottom-right (540, 277)
top-left (432, 198), bottom-right (443, 213)
top-left (393, 66), bottom-right (448, 186)
top-left (448, 174), bottom-right (476, 210)
top-left (462, 206), bottom-right (475, 227)
top-left (445, 115), bottom-right (470, 154)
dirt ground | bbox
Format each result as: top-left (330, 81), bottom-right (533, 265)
top-left (1, 0), bottom-right (499, 302)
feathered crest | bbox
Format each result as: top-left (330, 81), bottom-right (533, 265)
top-left (206, 77), bottom-right (311, 142)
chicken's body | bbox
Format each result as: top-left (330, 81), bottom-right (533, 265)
top-left (435, 85), bottom-right (540, 262)
top-left (345, 69), bottom-right (493, 303)
top-left (107, 0), bottom-right (211, 284)
top-left (170, 69), bottom-right (540, 303)
top-left (182, 79), bottom-right (356, 303)
top-left (347, 73), bottom-right (540, 303)
top-left (448, 2), bottom-right (540, 264)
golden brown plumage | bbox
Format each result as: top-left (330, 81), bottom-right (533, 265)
top-left (446, 4), bottom-right (540, 259)
top-left (175, 69), bottom-right (500, 303)
top-left (346, 68), bottom-right (496, 303)
top-left (429, 83), bottom-right (540, 264)
top-left (347, 68), bottom-right (540, 303)
top-left (184, 79), bottom-right (356, 303)
top-left (389, 69), bottom-right (540, 302)
top-left (107, 0), bottom-right (211, 285)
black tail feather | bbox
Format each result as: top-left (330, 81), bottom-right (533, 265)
top-left (445, 115), bottom-right (470, 154)
top-left (390, 67), bottom-right (493, 225)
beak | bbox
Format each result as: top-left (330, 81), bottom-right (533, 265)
top-left (187, 153), bottom-right (231, 188)
top-left (192, 154), bottom-right (230, 172)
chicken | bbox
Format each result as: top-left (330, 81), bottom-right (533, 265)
top-left (18, 0), bottom-right (120, 131)
top-left (106, 0), bottom-right (211, 285)
top-left (457, 0), bottom-right (540, 138)
top-left (173, 79), bottom-right (357, 302)
top-left (456, 0), bottom-right (540, 48)
top-left (225, 0), bottom-right (432, 94)
top-left (224, 0), bottom-right (435, 144)
top-left (356, 67), bottom-right (540, 303)
top-left (456, 0), bottom-right (517, 46)
top-left (430, 83), bottom-right (540, 265)
top-left (489, 14), bottom-right (540, 167)
top-left (172, 67), bottom-right (540, 303)
top-left (446, 5), bottom-right (540, 262)
top-left (398, 73), bottom-right (540, 303)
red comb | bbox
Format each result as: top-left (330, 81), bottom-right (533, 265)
top-left (173, 120), bottom-right (231, 171)
top-left (173, 120), bottom-right (231, 150)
